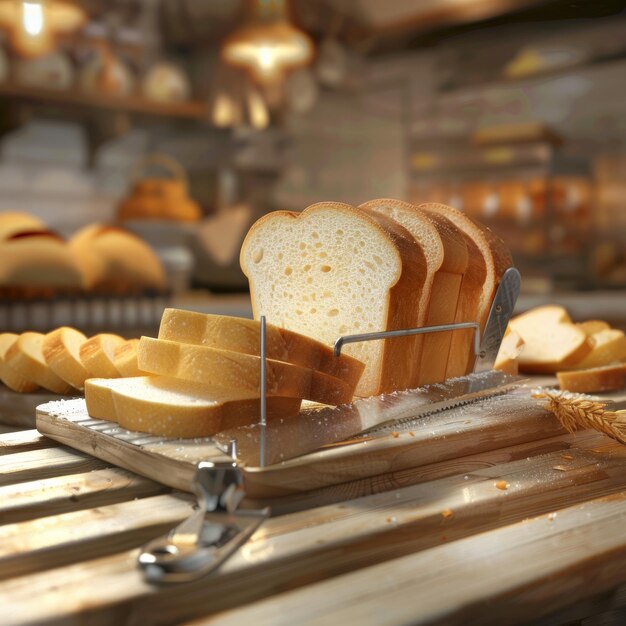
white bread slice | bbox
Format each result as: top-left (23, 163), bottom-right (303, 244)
top-left (568, 329), bottom-right (626, 370)
top-left (42, 327), bottom-right (89, 390)
top-left (80, 333), bottom-right (126, 378)
top-left (420, 203), bottom-right (513, 377)
top-left (113, 339), bottom-right (146, 377)
top-left (5, 332), bottom-right (72, 393)
top-left (0, 230), bottom-right (84, 288)
top-left (359, 199), bottom-right (439, 389)
top-left (241, 202), bottom-right (408, 396)
top-left (578, 320), bottom-right (611, 335)
top-left (137, 336), bottom-right (355, 405)
top-left (494, 330), bottom-right (524, 375)
top-left (509, 305), bottom-right (593, 374)
top-left (0, 333), bottom-right (38, 392)
top-left (413, 211), bottom-right (468, 385)
top-left (85, 376), bottom-right (302, 438)
top-left (69, 224), bottom-right (166, 292)
top-left (158, 309), bottom-right (364, 389)
top-left (557, 363), bottom-right (626, 393)
top-left (0, 211), bottom-right (45, 240)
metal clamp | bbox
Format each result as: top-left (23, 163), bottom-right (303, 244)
top-left (138, 460), bottom-right (268, 583)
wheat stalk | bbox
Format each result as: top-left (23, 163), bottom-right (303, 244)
top-left (533, 389), bottom-right (626, 445)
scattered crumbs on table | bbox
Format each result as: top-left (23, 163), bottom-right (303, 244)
top-left (495, 480), bottom-right (509, 490)
top-left (548, 512), bottom-right (557, 521)
top-left (408, 431), bottom-right (415, 437)
top-left (561, 454), bottom-right (574, 461)
top-left (464, 420), bottom-right (472, 424)
top-left (386, 516), bottom-right (398, 525)
top-left (391, 431), bottom-right (399, 438)
top-left (552, 465), bottom-right (567, 472)
top-left (441, 508), bottom-right (454, 519)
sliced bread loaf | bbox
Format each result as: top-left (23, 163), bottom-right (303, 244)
top-left (85, 376), bottom-right (302, 438)
top-left (5, 332), bottom-right (72, 393)
top-left (578, 320), bottom-right (611, 335)
top-left (137, 336), bottom-right (355, 405)
top-left (420, 203), bottom-right (513, 377)
top-left (509, 305), bottom-right (593, 374)
top-left (0, 333), bottom-right (38, 392)
top-left (80, 333), bottom-right (126, 378)
top-left (241, 202), bottom-right (408, 396)
top-left (42, 327), bottom-right (89, 389)
top-left (158, 309), bottom-right (364, 388)
top-left (494, 330), bottom-right (524, 375)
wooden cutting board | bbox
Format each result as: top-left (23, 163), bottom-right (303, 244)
top-left (35, 382), bottom-right (592, 507)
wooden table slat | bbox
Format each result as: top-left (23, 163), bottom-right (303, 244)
top-left (0, 429), bottom-right (57, 455)
top-left (0, 466), bottom-right (170, 525)
top-left (0, 447), bottom-right (108, 486)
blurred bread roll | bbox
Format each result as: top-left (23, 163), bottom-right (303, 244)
top-left (69, 224), bottom-right (166, 293)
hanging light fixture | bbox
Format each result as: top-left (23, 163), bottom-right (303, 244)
top-left (222, 0), bottom-right (314, 84)
top-left (0, 0), bottom-right (86, 58)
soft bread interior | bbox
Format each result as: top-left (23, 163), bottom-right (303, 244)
top-left (42, 327), bottom-right (89, 390)
top-left (80, 333), bottom-right (126, 378)
top-left (0, 332), bottom-right (38, 392)
top-left (241, 202), bottom-right (402, 396)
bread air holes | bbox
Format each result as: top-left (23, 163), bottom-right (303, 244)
top-left (327, 308), bottom-right (339, 317)
top-left (303, 264), bottom-right (311, 272)
top-left (252, 248), bottom-right (264, 263)
top-left (284, 267), bottom-right (293, 276)
top-left (320, 265), bottom-right (331, 273)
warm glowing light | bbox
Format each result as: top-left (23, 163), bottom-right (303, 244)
top-left (222, 0), bottom-right (314, 84)
top-left (22, 1), bottom-right (43, 35)
top-left (0, 0), bottom-right (86, 57)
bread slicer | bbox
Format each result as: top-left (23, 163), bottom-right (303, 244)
top-left (138, 267), bottom-right (522, 582)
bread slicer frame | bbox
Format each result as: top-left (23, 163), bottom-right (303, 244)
top-left (138, 267), bottom-right (521, 583)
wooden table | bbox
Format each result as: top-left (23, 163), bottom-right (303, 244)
top-left (3, 390), bottom-right (626, 625)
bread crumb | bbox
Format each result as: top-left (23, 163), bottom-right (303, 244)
top-left (548, 512), bottom-right (557, 521)
top-left (408, 431), bottom-right (415, 437)
top-left (552, 465), bottom-right (567, 472)
top-left (441, 509), bottom-right (454, 519)
top-left (495, 480), bottom-right (509, 490)
top-left (391, 431), bottom-right (399, 438)
top-left (561, 454), bottom-right (574, 461)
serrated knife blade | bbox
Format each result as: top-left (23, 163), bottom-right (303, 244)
top-left (215, 371), bottom-right (526, 465)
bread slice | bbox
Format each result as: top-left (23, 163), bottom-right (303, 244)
top-left (578, 320), bottom-right (611, 335)
top-left (557, 363), bottom-right (626, 393)
top-left (494, 330), bottom-right (524, 375)
top-left (158, 309), bottom-right (364, 389)
top-left (137, 336), bottom-right (355, 405)
top-left (42, 327), bottom-right (89, 390)
top-left (0, 333), bottom-right (38, 392)
top-left (358, 199), bottom-right (440, 388)
top-left (412, 212), bottom-right (468, 385)
top-left (5, 332), bottom-right (72, 393)
top-left (113, 339), bottom-right (146, 377)
top-left (241, 202), bottom-right (410, 396)
top-left (568, 329), bottom-right (626, 370)
top-left (509, 305), bottom-right (593, 374)
top-left (420, 203), bottom-right (513, 377)
top-left (69, 224), bottom-right (166, 293)
top-left (85, 376), bottom-right (302, 438)
top-left (80, 333), bottom-right (126, 378)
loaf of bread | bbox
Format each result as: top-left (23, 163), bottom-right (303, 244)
top-left (158, 309), bottom-right (364, 388)
top-left (241, 202), bottom-right (425, 396)
top-left (0, 230), bottom-right (84, 290)
top-left (85, 377), bottom-right (302, 438)
top-left (569, 328), bottom-right (626, 370)
top-left (69, 224), bottom-right (166, 293)
top-left (0, 211), bottom-right (45, 240)
top-left (137, 336), bottom-right (355, 405)
top-left (42, 327), bottom-right (90, 390)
